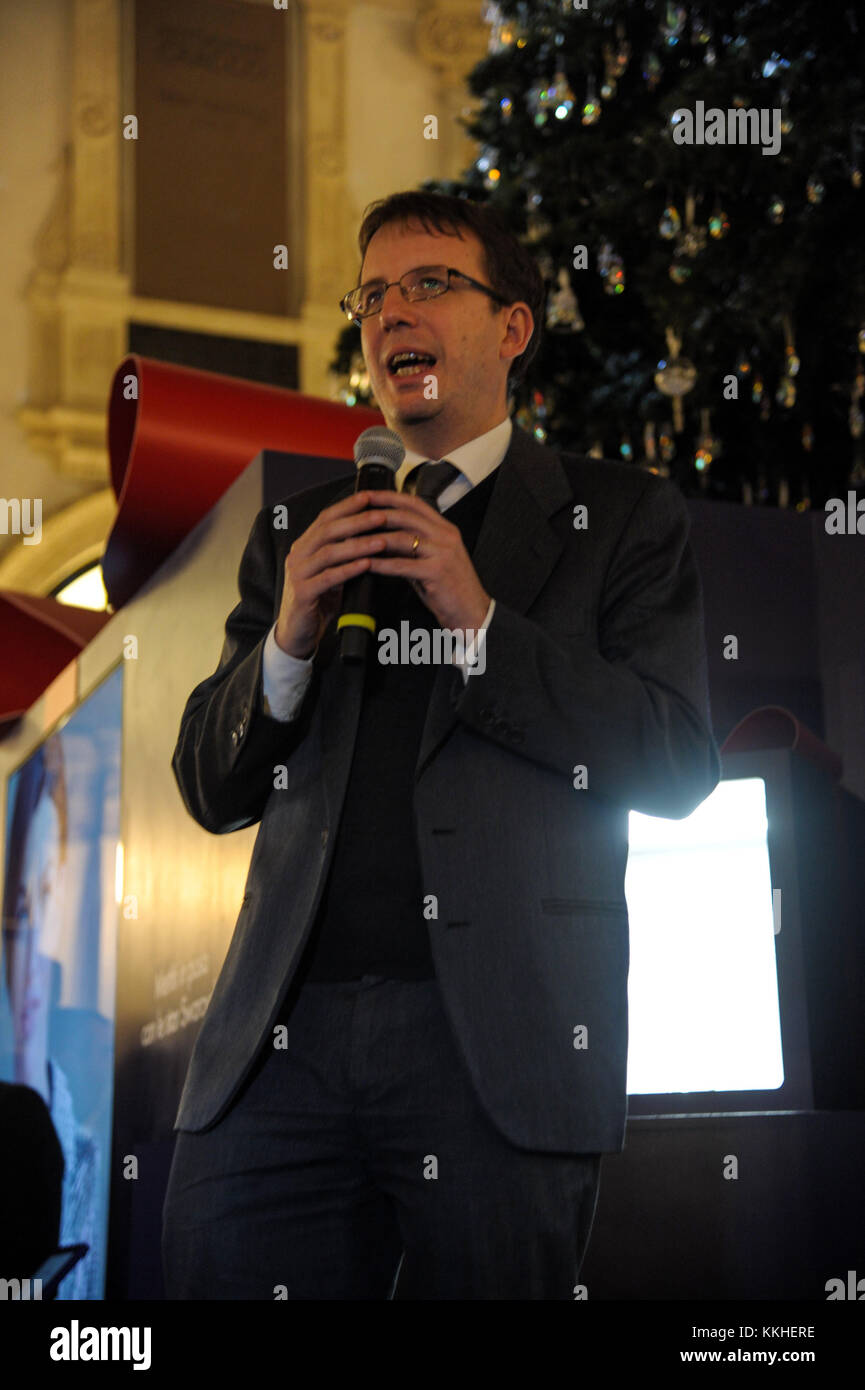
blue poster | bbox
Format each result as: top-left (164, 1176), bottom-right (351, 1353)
top-left (1, 664), bottom-right (122, 1299)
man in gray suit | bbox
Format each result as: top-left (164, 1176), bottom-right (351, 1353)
top-left (162, 190), bottom-right (720, 1300)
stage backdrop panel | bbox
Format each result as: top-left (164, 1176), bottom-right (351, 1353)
top-left (104, 448), bottom-right (351, 1297)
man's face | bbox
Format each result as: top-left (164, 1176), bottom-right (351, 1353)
top-left (358, 220), bottom-right (526, 451)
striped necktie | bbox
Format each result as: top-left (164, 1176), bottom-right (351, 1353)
top-left (403, 460), bottom-right (460, 508)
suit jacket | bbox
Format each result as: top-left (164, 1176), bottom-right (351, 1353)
top-left (171, 423), bottom-right (720, 1152)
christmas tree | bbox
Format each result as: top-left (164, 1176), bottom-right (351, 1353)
top-left (333, 0), bottom-right (865, 507)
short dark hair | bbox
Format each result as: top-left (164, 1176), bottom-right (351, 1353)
top-left (357, 190), bottom-right (544, 391)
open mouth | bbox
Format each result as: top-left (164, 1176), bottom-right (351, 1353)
top-left (387, 350), bottom-right (437, 378)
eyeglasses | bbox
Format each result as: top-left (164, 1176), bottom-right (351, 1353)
top-left (339, 265), bottom-right (509, 324)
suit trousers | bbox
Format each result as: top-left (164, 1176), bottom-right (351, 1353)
top-left (161, 971), bottom-right (602, 1300)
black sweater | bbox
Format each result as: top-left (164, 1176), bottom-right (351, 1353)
top-left (298, 468), bottom-right (497, 981)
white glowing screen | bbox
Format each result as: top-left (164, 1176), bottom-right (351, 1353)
top-left (625, 777), bottom-right (784, 1095)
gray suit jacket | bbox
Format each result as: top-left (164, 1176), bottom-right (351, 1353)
top-left (171, 423), bottom-right (720, 1152)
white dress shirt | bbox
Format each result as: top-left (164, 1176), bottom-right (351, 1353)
top-left (261, 415), bottom-right (512, 721)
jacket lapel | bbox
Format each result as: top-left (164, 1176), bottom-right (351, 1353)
top-left (313, 426), bottom-right (574, 813)
top-left (414, 425), bottom-right (572, 779)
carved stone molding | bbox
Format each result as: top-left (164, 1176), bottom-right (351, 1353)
top-left (414, 1), bottom-right (487, 175)
top-left (71, 0), bottom-right (122, 270)
top-left (415, 2), bottom-right (489, 88)
top-left (297, 0), bottom-right (353, 396)
top-left (14, 0), bottom-right (489, 469)
top-left (16, 0), bottom-right (129, 481)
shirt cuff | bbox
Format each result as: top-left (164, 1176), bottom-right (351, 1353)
top-left (455, 598), bottom-right (495, 683)
top-left (261, 623), bottom-right (315, 721)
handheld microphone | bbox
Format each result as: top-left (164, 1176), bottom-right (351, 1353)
top-left (337, 426), bottom-right (405, 663)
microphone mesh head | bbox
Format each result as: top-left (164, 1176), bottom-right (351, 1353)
top-left (354, 426), bottom-right (405, 473)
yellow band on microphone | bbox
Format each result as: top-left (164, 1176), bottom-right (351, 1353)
top-left (336, 613), bottom-right (377, 633)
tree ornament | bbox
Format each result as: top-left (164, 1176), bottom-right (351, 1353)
top-left (526, 84), bottom-right (546, 125)
top-left (642, 421), bottom-right (658, 470)
top-left (659, 204), bottom-right (681, 239)
top-left (694, 445), bottom-right (712, 472)
top-left (598, 241), bottom-right (625, 294)
top-left (533, 79), bottom-right (558, 127)
top-left (762, 53), bottom-right (790, 78)
top-left (619, 435), bottom-right (634, 462)
top-left (482, 3), bottom-right (511, 54)
top-left (694, 408), bottom-right (716, 473)
top-left (679, 193), bottom-right (707, 257)
top-left (776, 317), bottom-right (799, 405)
top-left (525, 203), bottom-right (553, 245)
top-left (802, 423), bottom-right (814, 451)
top-left (776, 377), bottom-right (796, 408)
top-left (499, 96), bottom-right (513, 121)
top-left (661, 3), bottom-right (687, 46)
top-left (335, 348), bottom-right (372, 406)
top-left (642, 51), bottom-right (662, 88)
top-left (516, 389), bottom-right (548, 444)
top-left (669, 259), bottom-right (691, 284)
top-left (658, 423), bottom-right (676, 466)
top-left (613, 31), bottom-right (631, 76)
top-left (654, 327), bottom-right (696, 431)
top-left (708, 207), bottom-right (730, 239)
top-left (478, 153), bottom-right (501, 189)
top-left (606, 260), bottom-right (625, 294)
top-left (552, 69), bottom-right (575, 119)
top-left (582, 77), bottom-right (601, 125)
top-left (752, 375), bottom-right (764, 403)
top-left (546, 268), bottom-right (584, 331)
top-left (531, 388), bottom-right (549, 443)
top-left (645, 419), bottom-right (670, 475)
top-left (768, 198), bottom-right (785, 224)
top-left (691, 8), bottom-right (712, 47)
top-left (680, 225), bottom-right (706, 256)
top-left (806, 177), bottom-right (825, 205)
top-left (348, 350), bottom-right (370, 396)
top-left (602, 28), bottom-right (631, 96)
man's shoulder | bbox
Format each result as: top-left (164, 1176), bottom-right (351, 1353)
top-left (270, 471), bottom-right (355, 517)
top-left (245, 471), bottom-right (355, 550)
top-left (508, 423), bottom-right (677, 513)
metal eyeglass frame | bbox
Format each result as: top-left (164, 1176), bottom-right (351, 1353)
top-left (339, 265), bottom-right (509, 325)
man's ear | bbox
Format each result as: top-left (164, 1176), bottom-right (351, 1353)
top-left (501, 302), bottom-right (534, 367)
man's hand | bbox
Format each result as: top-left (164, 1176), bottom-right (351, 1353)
top-left (363, 489), bottom-right (491, 633)
top-left (274, 491), bottom-right (390, 658)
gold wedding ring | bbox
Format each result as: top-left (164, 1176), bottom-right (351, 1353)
top-left (411, 534), bottom-right (420, 556)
